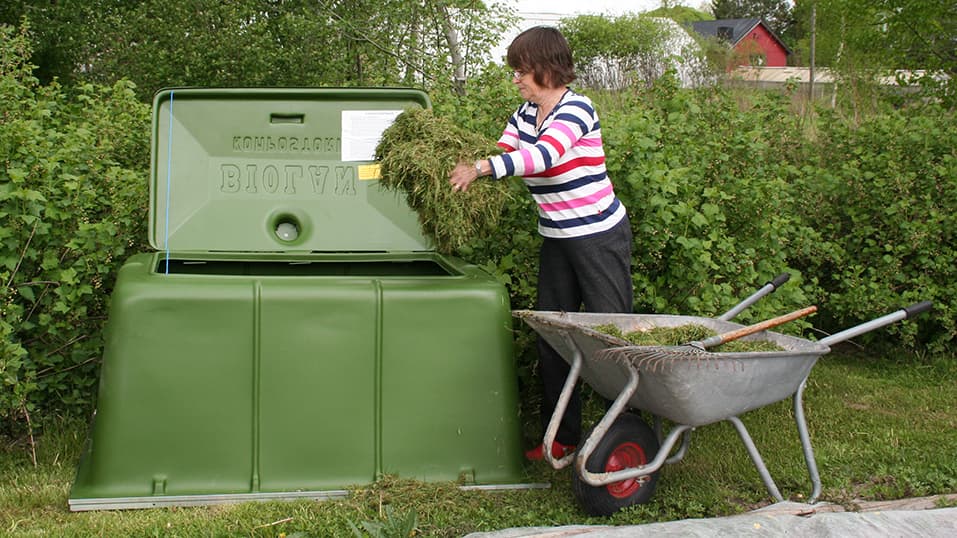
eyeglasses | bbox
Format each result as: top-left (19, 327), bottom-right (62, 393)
top-left (512, 70), bottom-right (527, 79)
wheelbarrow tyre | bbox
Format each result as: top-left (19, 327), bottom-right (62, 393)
top-left (571, 412), bottom-right (660, 517)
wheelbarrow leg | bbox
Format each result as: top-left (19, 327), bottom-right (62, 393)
top-left (794, 377), bottom-right (822, 503)
top-left (726, 377), bottom-right (823, 504)
top-left (542, 330), bottom-right (584, 469)
top-left (726, 416), bottom-right (784, 502)
top-left (653, 416), bottom-right (694, 465)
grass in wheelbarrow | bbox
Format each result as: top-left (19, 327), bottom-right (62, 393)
top-left (593, 323), bottom-right (784, 352)
top-left (2, 350), bottom-right (955, 536)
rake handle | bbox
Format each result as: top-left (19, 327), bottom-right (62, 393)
top-left (700, 305), bottom-right (818, 348)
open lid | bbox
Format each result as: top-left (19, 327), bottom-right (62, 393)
top-left (150, 88), bottom-right (432, 253)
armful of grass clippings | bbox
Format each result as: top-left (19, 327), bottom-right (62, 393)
top-left (375, 107), bottom-right (513, 254)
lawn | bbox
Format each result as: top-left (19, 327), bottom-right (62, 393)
top-left (2, 347), bottom-right (956, 537)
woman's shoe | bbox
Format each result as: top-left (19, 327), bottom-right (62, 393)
top-left (524, 441), bottom-right (576, 461)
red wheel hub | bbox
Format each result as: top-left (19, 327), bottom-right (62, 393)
top-left (605, 442), bottom-right (648, 499)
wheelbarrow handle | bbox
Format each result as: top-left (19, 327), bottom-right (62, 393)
top-left (904, 300), bottom-right (933, 318)
top-left (818, 301), bottom-right (934, 346)
top-left (770, 272), bottom-right (791, 289)
top-left (717, 272), bottom-right (791, 322)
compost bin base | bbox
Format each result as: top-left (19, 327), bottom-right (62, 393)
top-left (70, 252), bottom-right (525, 508)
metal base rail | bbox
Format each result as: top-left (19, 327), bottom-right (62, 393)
top-left (69, 489), bottom-right (351, 511)
top-left (70, 482), bottom-right (550, 512)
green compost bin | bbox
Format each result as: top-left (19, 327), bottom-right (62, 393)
top-left (69, 88), bottom-right (525, 511)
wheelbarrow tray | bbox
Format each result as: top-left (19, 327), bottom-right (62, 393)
top-left (514, 310), bottom-right (829, 427)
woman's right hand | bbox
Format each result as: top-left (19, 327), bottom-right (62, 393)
top-left (449, 161), bottom-right (479, 192)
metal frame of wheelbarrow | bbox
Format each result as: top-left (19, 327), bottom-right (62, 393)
top-left (519, 277), bottom-right (932, 513)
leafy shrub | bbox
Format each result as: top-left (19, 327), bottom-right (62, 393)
top-left (793, 104), bottom-right (957, 350)
top-left (435, 74), bottom-right (953, 439)
top-left (439, 71), bottom-right (950, 354)
top-left (431, 63), bottom-right (524, 141)
top-left (2, 17), bottom-right (952, 442)
top-left (560, 14), bottom-right (712, 90)
top-left (601, 74), bottom-right (819, 325)
top-left (0, 23), bottom-right (150, 431)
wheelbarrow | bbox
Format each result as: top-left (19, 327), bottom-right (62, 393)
top-left (514, 276), bottom-right (933, 516)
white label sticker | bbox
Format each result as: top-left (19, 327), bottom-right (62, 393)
top-left (341, 110), bottom-right (403, 162)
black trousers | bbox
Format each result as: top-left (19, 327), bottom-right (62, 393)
top-left (535, 217), bottom-right (633, 445)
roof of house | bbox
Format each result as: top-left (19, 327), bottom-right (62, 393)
top-left (691, 18), bottom-right (792, 55)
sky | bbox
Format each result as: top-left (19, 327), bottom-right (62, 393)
top-left (510, 0), bottom-right (662, 16)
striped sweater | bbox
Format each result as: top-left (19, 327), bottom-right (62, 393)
top-left (488, 89), bottom-right (627, 239)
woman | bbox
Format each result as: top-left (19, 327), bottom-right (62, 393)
top-left (449, 26), bottom-right (633, 461)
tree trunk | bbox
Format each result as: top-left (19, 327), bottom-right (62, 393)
top-left (808, 2), bottom-right (816, 105)
top-left (439, 4), bottom-right (467, 95)
top-left (831, 14), bottom-right (845, 109)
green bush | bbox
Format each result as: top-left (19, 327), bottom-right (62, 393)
top-left (793, 104), bottom-right (957, 351)
top-left (2, 19), bottom-right (952, 440)
top-left (435, 76), bottom-right (954, 436)
top-left (601, 74), bottom-right (819, 324)
top-left (440, 72), bottom-right (951, 352)
top-left (0, 23), bottom-right (150, 429)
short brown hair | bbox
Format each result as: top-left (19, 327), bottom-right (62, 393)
top-left (507, 26), bottom-right (576, 89)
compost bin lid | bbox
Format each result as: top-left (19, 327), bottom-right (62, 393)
top-left (149, 87), bottom-right (432, 253)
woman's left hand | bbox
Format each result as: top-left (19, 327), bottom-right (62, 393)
top-left (449, 162), bottom-right (479, 192)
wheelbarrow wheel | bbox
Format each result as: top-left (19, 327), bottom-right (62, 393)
top-left (571, 412), bottom-right (660, 516)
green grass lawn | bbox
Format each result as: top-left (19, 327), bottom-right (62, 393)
top-left (3, 348), bottom-right (956, 537)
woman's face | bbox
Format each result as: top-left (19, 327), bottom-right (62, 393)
top-left (512, 68), bottom-right (550, 103)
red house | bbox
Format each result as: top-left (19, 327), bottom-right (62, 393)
top-left (691, 18), bottom-right (791, 69)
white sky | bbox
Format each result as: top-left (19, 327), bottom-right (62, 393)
top-left (511, 0), bottom-right (662, 16)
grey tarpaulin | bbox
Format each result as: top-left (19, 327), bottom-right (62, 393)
top-left (465, 501), bottom-right (957, 538)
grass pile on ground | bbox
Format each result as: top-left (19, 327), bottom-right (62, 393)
top-left (375, 107), bottom-right (512, 254)
top-left (593, 323), bottom-right (783, 352)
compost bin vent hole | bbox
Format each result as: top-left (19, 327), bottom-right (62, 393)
top-left (275, 221), bottom-right (299, 242)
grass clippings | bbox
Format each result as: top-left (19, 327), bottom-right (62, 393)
top-left (375, 107), bottom-right (512, 254)
top-left (593, 323), bottom-right (783, 352)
